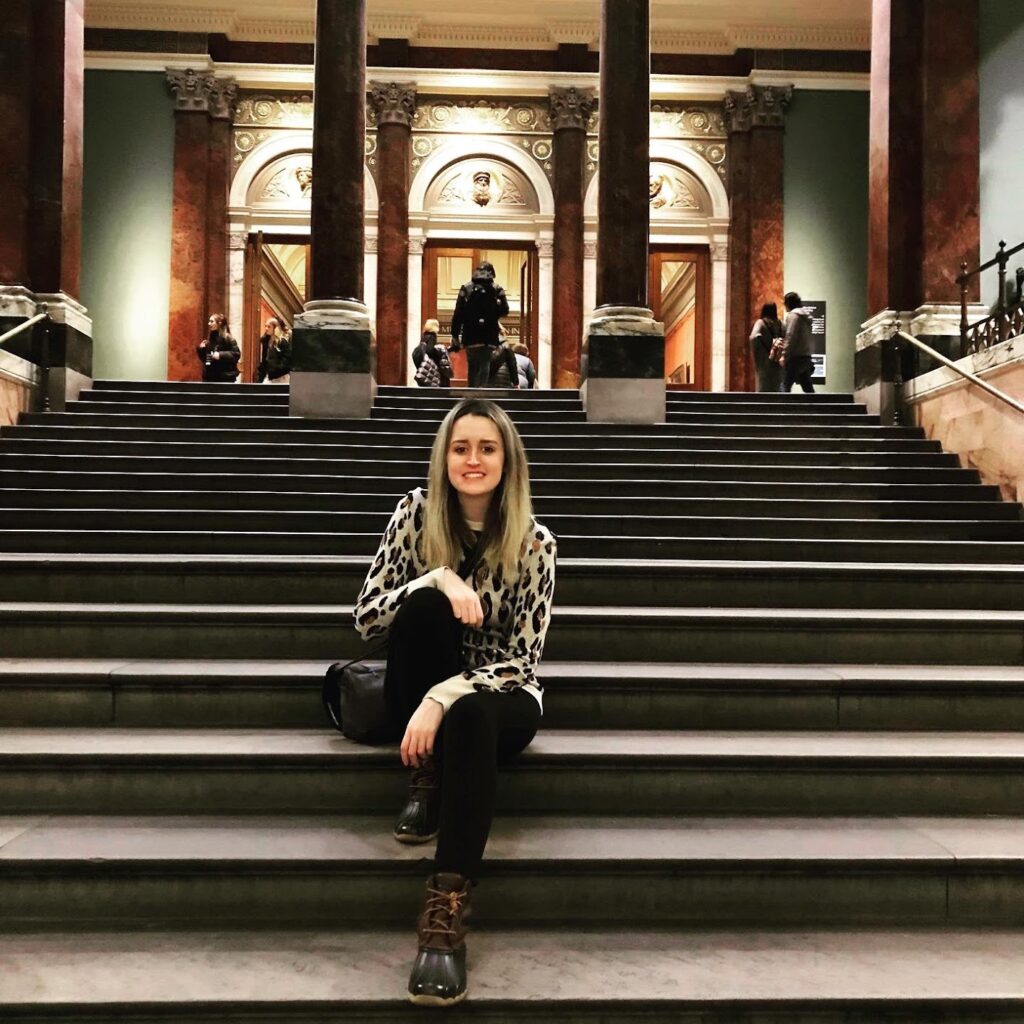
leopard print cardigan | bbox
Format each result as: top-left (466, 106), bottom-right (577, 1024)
top-left (353, 488), bottom-right (557, 712)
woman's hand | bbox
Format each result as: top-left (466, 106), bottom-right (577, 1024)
top-left (401, 698), bottom-right (444, 767)
top-left (441, 567), bottom-right (484, 627)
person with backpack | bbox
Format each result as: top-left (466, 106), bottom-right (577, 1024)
top-left (449, 261), bottom-right (509, 387)
top-left (488, 338), bottom-right (520, 388)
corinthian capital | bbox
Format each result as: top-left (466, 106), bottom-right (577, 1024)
top-left (369, 82), bottom-right (417, 127)
top-left (549, 86), bottom-right (596, 132)
top-left (208, 78), bottom-right (239, 121)
top-left (166, 68), bottom-right (216, 113)
top-left (723, 84), bottom-right (793, 133)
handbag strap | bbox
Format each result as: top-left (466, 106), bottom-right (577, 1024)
top-left (337, 637), bottom-right (389, 673)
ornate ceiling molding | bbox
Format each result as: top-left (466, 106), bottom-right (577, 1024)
top-left (88, 4), bottom-right (236, 33)
top-left (87, 3), bottom-right (870, 53)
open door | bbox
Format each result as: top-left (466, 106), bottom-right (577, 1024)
top-left (421, 242), bottom-right (538, 386)
top-left (649, 246), bottom-right (711, 390)
top-left (242, 233), bottom-right (310, 382)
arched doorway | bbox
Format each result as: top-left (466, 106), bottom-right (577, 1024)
top-left (408, 141), bottom-right (555, 386)
top-left (584, 145), bottom-right (729, 390)
top-left (227, 133), bottom-right (379, 380)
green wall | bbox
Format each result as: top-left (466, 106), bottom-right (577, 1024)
top-left (979, 1), bottom-right (1024, 306)
top-left (82, 71), bottom-right (175, 380)
top-left (784, 89), bottom-right (869, 394)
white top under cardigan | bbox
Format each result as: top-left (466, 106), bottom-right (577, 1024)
top-left (353, 488), bottom-right (557, 713)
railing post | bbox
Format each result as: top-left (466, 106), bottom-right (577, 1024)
top-left (959, 260), bottom-right (970, 355)
top-left (996, 240), bottom-right (1008, 345)
top-left (891, 332), bottom-right (903, 427)
top-left (38, 304), bottom-right (51, 412)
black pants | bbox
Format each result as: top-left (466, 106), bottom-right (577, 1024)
top-left (783, 355), bottom-right (815, 393)
top-left (465, 345), bottom-right (493, 388)
top-left (384, 588), bottom-right (540, 881)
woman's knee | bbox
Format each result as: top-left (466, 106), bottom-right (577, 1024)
top-left (392, 587), bottom-right (458, 635)
top-left (444, 691), bottom-right (499, 739)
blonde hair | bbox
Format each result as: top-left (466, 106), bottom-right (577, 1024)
top-left (423, 318), bottom-right (440, 334)
top-left (423, 398), bottom-right (533, 579)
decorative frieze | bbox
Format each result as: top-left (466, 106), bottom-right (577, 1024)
top-left (369, 82), bottom-right (417, 128)
top-left (723, 85), bottom-right (793, 133)
top-left (413, 98), bottom-right (552, 135)
top-left (549, 87), bottom-right (596, 133)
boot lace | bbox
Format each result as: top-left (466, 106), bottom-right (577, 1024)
top-left (410, 757), bottom-right (438, 793)
top-left (423, 883), bottom-right (466, 938)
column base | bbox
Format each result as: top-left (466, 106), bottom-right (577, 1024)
top-left (581, 305), bottom-right (665, 424)
top-left (855, 305), bottom-right (988, 422)
top-left (289, 299), bottom-right (376, 419)
top-left (0, 286), bottom-right (92, 411)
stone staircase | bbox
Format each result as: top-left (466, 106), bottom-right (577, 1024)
top-left (2, 381), bottom-right (1024, 1022)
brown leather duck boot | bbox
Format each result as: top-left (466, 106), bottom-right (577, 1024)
top-left (407, 872), bottom-right (472, 1006)
top-left (394, 756), bottom-right (440, 844)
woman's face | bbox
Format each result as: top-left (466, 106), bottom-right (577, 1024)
top-left (265, 319), bottom-right (277, 334)
top-left (208, 315), bottom-right (220, 331)
top-left (447, 415), bottom-right (505, 501)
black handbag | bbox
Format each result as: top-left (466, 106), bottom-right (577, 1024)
top-left (326, 540), bottom-right (485, 743)
top-left (322, 641), bottom-right (397, 744)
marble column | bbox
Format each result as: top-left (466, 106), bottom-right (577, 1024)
top-left (167, 69), bottom-right (214, 382)
top-left (549, 87), bottom-right (594, 389)
top-left (0, 0), bottom-right (92, 410)
top-left (724, 84), bottom-right (791, 392)
top-left (206, 80), bottom-right (238, 325)
top-left (584, 0), bottom-right (665, 423)
top-left (370, 82), bottom-right (416, 387)
top-left (291, 0), bottom-right (375, 418)
top-left (859, 0), bottom-right (982, 420)
top-left (406, 235), bottom-right (425, 381)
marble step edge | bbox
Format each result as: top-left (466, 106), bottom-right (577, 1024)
top-left (3, 813), bottom-right (1024, 866)
top-left (2, 553), bottom-right (1022, 577)
top-left (1, 603), bottom-right (1023, 625)
top-left (4, 658), bottom-right (1024, 690)
top-left (0, 927), bottom-right (1021, 1016)
top-left (0, 493), bottom-right (1008, 517)
top-left (4, 728), bottom-right (1024, 763)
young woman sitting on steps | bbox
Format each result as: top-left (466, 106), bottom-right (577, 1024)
top-left (353, 397), bottom-right (557, 1007)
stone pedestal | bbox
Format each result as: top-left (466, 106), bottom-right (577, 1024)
top-left (582, 306), bottom-right (665, 423)
top-left (724, 84), bottom-right (792, 392)
top-left (585, 0), bottom-right (664, 423)
top-left (290, 300), bottom-right (376, 419)
top-left (0, 286), bottom-right (92, 410)
top-left (855, 303), bottom-right (987, 422)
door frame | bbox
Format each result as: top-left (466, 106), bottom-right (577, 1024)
top-left (421, 239), bottom-right (540, 382)
top-left (242, 232), bottom-right (311, 383)
top-left (649, 243), bottom-right (711, 391)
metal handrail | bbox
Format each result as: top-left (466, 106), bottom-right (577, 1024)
top-left (0, 311), bottom-right (48, 350)
top-left (895, 329), bottom-right (1024, 417)
top-left (958, 239), bottom-right (1024, 353)
top-left (0, 307), bottom-right (51, 411)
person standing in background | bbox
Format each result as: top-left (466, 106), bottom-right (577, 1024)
top-left (449, 262), bottom-right (509, 387)
top-left (197, 314), bottom-right (240, 383)
top-left (749, 303), bottom-right (783, 393)
top-left (781, 292), bottom-right (815, 394)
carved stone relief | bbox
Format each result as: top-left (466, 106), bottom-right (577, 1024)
top-left (549, 87), bottom-right (596, 132)
top-left (425, 159), bottom-right (539, 214)
top-left (369, 82), bottom-right (417, 127)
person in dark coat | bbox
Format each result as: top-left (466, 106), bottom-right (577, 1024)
top-left (196, 313), bottom-right (240, 383)
top-left (488, 340), bottom-right (520, 388)
top-left (257, 317), bottom-right (292, 384)
top-left (449, 262), bottom-right (509, 387)
top-left (749, 302), bottom-right (783, 393)
top-left (781, 291), bottom-right (816, 394)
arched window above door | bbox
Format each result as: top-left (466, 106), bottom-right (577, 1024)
top-left (423, 158), bottom-right (540, 216)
